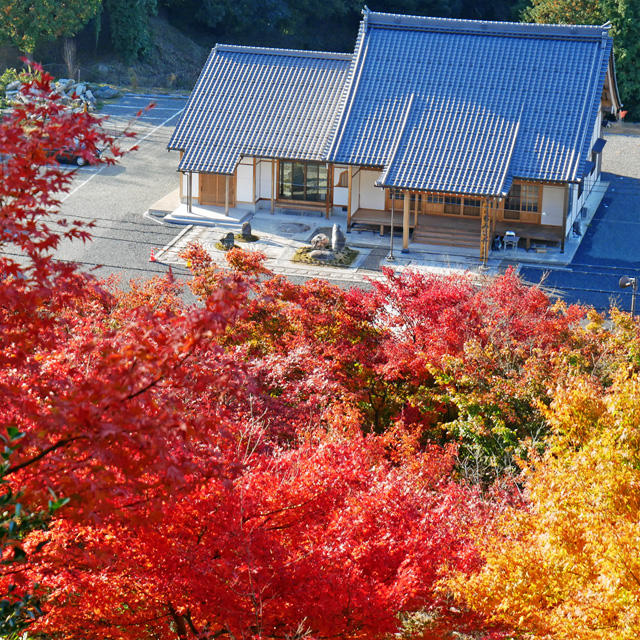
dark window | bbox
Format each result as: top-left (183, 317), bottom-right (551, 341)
top-left (279, 161), bottom-right (328, 202)
top-left (444, 196), bottom-right (461, 214)
top-left (504, 183), bottom-right (539, 219)
top-left (427, 193), bottom-right (444, 203)
top-left (504, 184), bottom-right (521, 212)
top-left (521, 185), bottom-right (539, 212)
top-left (389, 187), bottom-right (404, 201)
top-left (463, 198), bottom-right (481, 217)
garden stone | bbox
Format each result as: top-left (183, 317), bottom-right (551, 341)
top-left (311, 233), bottom-right (330, 250)
top-left (221, 232), bottom-right (235, 250)
top-left (6, 81), bottom-right (21, 92)
top-left (331, 223), bottom-right (346, 252)
top-left (75, 83), bottom-right (86, 96)
top-left (85, 89), bottom-right (95, 102)
top-left (241, 221), bottom-right (252, 239)
top-left (309, 249), bottom-right (333, 261)
top-left (93, 86), bottom-right (120, 100)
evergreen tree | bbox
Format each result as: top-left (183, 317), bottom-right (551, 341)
top-left (522, 0), bottom-right (640, 119)
top-left (105, 0), bottom-right (158, 63)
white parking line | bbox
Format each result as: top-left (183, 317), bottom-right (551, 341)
top-left (61, 108), bottom-right (184, 202)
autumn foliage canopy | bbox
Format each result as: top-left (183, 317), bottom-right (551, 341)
top-left (2, 71), bottom-right (640, 640)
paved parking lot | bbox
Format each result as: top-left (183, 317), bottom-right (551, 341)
top-left (520, 129), bottom-right (640, 312)
top-left (49, 93), bottom-right (190, 283)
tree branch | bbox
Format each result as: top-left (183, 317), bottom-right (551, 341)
top-left (5, 436), bottom-right (87, 476)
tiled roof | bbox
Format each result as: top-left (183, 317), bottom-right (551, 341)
top-left (329, 11), bottom-right (614, 196)
top-left (168, 45), bottom-right (352, 174)
top-left (169, 12), bottom-right (615, 197)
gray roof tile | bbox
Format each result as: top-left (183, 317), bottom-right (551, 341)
top-left (168, 45), bottom-right (352, 174)
top-left (329, 11), bottom-right (614, 195)
top-left (169, 12), bottom-right (615, 198)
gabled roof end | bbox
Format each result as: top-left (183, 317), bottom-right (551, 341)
top-left (214, 43), bottom-right (352, 61)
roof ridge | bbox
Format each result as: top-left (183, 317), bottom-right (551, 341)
top-left (365, 11), bottom-right (611, 40)
top-left (214, 44), bottom-right (352, 61)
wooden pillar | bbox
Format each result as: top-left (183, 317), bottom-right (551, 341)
top-left (562, 184), bottom-right (570, 253)
top-left (252, 157), bottom-right (256, 205)
top-left (271, 160), bottom-right (276, 214)
top-left (187, 171), bottom-right (193, 213)
top-left (325, 163), bottom-right (332, 220)
top-left (402, 190), bottom-right (410, 252)
top-left (413, 193), bottom-right (419, 228)
top-left (225, 175), bottom-right (229, 216)
top-left (480, 198), bottom-right (490, 266)
top-left (347, 165), bottom-right (353, 230)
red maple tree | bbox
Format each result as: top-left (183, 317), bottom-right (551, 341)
top-left (0, 72), bottom-right (554, 640)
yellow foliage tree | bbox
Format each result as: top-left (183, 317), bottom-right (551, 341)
top-left (449, 373), bottom-right (640, 640)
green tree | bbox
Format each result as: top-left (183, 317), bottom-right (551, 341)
top-left (522, 0), bottom-right (640, 119)
top-left (0, 0), bottom-right (101, 53)
top-left (105, 0), bottom-right (157, 63)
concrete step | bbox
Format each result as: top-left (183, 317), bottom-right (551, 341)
top-left (163, 211), bottom-right (249, 227)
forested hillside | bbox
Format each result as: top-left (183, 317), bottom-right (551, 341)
top-left (0, 0), bottom-right (638, 116)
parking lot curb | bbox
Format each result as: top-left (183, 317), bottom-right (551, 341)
top-left (155, 224), bottom-right (193, 261)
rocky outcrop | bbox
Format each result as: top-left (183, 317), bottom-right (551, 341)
top-left (3, 78), bottom-right (121, 112)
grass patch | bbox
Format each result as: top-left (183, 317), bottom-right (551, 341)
top-left (292, 247), bottom-right (359, 268)
top-left (235, 234), bottom-right (260, 243)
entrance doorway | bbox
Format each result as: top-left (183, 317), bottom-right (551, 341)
top-left (200, 173), bottom-right (236, 207)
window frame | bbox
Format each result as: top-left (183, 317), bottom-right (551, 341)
top-left (503, 182), bottom-right (541, 221)
top-left (278, 160), bottom-right (329, 204)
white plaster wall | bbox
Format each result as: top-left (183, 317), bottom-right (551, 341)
top-left (352, 170), bottom-right (360, 211)
top-left (333, 165), bottom-right (348, 207)
top-left (359, 169), bottom-right (385, 210)
top-left (541, 185), bottom-right (564, 227)
top-left (236, 159), bottom-right (254, 203)
top-left (570, 184), bottom-right (578, 231)
top-left (259, 159), bottom-right (273, 200)
top-left (334, 187), bottom-right (348, 206)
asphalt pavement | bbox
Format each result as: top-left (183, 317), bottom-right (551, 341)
top-left (50, 93), bottom-right (190, 283)
top-left (519, 129), bottom-right (640, 313)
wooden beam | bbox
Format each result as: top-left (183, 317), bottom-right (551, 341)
top-left (187, 172), bottom-right (193, 213)
top-left (480, 198), bottom-right (490, 266)
top-left (402, 190), bottom-right (410, 252)
top-left (562, 184), bottom-right (569, 253)
top-left (225, 175), bottom-right (229, 216)
top-left (271, 160), bottom-right (275, 214)
top-left (347, 165), bottom-right (353, 229)
top-left (252, 157), bottom-right (256, 205)
top-left (325, 163), bottom-right (332, 220)
top-left (413, 192), bottom-right (419, 228)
